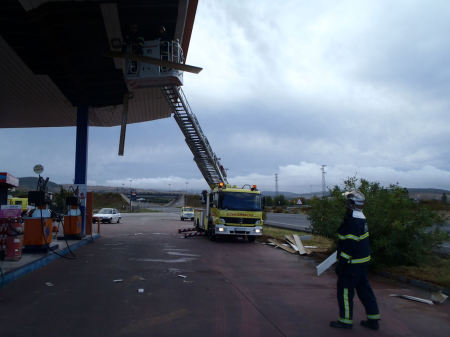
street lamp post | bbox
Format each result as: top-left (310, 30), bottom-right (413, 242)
top-left (129, 179), bottom-right (133, 212)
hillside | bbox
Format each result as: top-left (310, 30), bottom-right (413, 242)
top-left (407, 188), bottom-right (449, 201)
top-left (17, 177), bottom-right (61, 193)
top-left (92, 192), bottom-right (128, 212)
top-left (261, 191), bottom-right (305, 199)
top-left (262, 188), bottom-right (449, 201)
top-left (15, 179), bottom-right (448, 201)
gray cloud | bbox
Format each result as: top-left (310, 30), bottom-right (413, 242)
top-left (1, 0), bottom-right (449, 193)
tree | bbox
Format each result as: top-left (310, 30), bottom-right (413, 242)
top-left (274, 194), bottom-right (287, 206)
top-left (442, 193), bottom-right (448, 204)
top-left (308, 178), bottom-right (446, 267)
top-left (288, 198), bottom-right (297, 206)
top-left (264, 196), bottom-right (273, 207)
top-left (53, 186), bottom-right (69, 213)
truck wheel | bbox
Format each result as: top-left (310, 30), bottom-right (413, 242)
top-left (208, 223), bottom-right (216, 241)
top-left (209, 230), bottom-right (216, 241)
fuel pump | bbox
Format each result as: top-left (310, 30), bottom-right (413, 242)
top-left (0, 172), bottom-right (23, 260)
top-left (23, 166), bottom-right (56, 251)
top-left (62, 186), bottom-right (82, 239)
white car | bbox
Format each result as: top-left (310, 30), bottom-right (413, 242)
top-left (93, 208), bottom-right (121, 223)
top-left (180, 207), bottom-right (194, 221)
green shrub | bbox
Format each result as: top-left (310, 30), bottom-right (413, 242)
top-left (264, 196), bottom-right (273, 206)
top-left (274, 194), bottom-right (287, 206)
top-left (308, 178), bottom-right (446, 267)
top-left (309, 186), bottom-right (346, 239)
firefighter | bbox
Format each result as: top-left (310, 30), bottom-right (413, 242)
top-left (123, 24), bottom-right (144, 55)
top-left (329, 190), bottom-right (380, 330)
top-left (123, 24), bottom-right (144, 75)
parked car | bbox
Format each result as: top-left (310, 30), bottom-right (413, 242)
top-left (93, 208), bottom-right (121, 223)
top-left (180, 207), bottom-right (194, 221)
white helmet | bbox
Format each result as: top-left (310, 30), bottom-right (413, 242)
top-left (345, 190), bottom-right (365, 210)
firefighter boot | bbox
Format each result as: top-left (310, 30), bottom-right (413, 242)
top-left (329, 321), bottom-right (352, 329)
top-left (361, 319), bottom-right (379, 330)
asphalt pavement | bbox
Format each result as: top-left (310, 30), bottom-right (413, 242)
top-left (0, 213), bottom-right (448, 337)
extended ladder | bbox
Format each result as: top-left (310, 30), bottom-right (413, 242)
top-left (162, 86), bottom-right (228, 187)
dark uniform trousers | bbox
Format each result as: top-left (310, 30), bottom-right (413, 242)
top-left (337, 264), bottom-right (380, 324)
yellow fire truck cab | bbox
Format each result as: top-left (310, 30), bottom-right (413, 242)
top-left (194, 183), bottom-right (263, 242)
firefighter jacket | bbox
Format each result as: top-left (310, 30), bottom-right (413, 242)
top-left (337, 209), bottom-right (371, 266)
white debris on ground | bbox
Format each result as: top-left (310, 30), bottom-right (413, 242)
top-left (265, 234), bottom-right (330, 255)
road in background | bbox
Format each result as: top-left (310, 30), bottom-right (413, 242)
top-left (122, 193), bottom-right (183, 214)
top-left (265, 212), bottom-right (311, 232)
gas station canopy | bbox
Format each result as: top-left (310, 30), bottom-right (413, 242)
top-left (0, 0), bottom-right (198, 128)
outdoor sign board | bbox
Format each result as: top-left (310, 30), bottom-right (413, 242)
top-left (0, 172), bottom-right (19, 187)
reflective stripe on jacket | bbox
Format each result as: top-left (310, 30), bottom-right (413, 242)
top-left (337, 210), bottom-right (371, 265)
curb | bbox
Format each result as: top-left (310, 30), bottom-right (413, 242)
top-left (0, 234), bottom-right (100, 288)
top-left (377, 270), bottom-right (450, 296)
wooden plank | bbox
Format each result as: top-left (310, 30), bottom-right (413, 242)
top-left (284, 234), bottom-right (296, 246)
top-left (287, 242), bottom-right (299, 252)
top-left (280, 244), bottom-right (296, 254)
top-left (293, 234), bottom-right (310, 255)
top-left (268, 238), bottom-right (281, 247)
top-left (305, 247), bottom-right (330, 253)
top-left (118, 93), bottom-right (128, 156)
top-left (268, 239), bottom-right (296, 254)
top-left (431, 291), bottom-right (448, 304)
top-left (106, 51), bottom-right (203, 74)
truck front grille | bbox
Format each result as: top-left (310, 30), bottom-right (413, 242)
top-left (222, 217), bottom-right (258, 225)
top-left (231, 230), bottom-right (250, 234)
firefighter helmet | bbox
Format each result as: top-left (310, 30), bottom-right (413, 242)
top-left (345, 190), bottom-right (365, 210)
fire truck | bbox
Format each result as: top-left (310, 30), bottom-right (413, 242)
top-left (122, 37), bottom-right (265, 241)
top-left (194, 182), bottom-right (263, 242)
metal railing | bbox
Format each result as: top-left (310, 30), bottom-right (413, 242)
top-left (162, 86), bottom-right (228, 187)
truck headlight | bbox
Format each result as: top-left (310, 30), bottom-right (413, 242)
top-left (255, 229), bottom-right (261, 233)
top-left (255, 220), bottom-right (261, 225)
top-left (218, 227), bottom-right (224, 232)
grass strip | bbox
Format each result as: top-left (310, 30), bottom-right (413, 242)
top-left (260, 225), bottom-right (333, 249)
top-left (381, 255), bottom-right (450, 289)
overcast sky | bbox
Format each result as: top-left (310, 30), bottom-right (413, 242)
top-left (1, 0), bottom-right (450, 193)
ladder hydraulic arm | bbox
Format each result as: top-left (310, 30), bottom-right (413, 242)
top-left (162, 86), bottom-right (228, 187)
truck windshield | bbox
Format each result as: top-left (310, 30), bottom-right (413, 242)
top-left (219, 192), bottom-right (262, 211)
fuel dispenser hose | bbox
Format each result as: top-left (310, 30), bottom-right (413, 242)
top-left (39, 208), bottom-right (76, 260)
